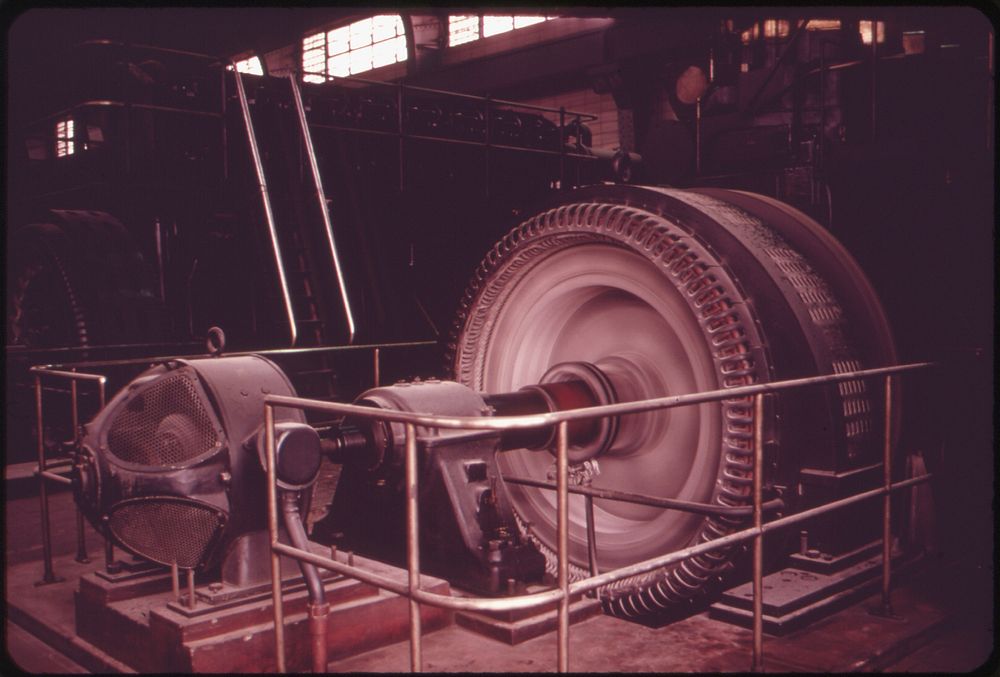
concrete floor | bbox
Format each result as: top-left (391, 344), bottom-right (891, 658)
top-left (5, 485), bottom-right (995, 673)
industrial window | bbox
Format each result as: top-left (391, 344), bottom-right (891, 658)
top-left (448, 15), bottom-right (552, 47)
top-left (740, 18), bottom-right (844, 45)
top-left (806, 19), bottom-right (842, 32)
top-left (233, 56), bottom-right (264, 75)
top-left (55, 117), bottom-right (74, 157)
top-left (302, 15), bottom-right (406, 83)
top-left (859, 20), bottom-right (886, 45)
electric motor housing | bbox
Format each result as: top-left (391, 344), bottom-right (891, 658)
top-left (75, 354), bottom-right (311, 571)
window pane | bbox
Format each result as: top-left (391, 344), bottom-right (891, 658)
top-left (449, 15), bottom-right (479, 46)
top-left (303, 32), bottom-right (325, 51)
top-left (807, 19), bottom-right (842, 31)
top-left (328, 26), bottom-right (350, 55)
top-left (55, 118), bottom-right (74, 157)
top-left (859, 20), bottom-right (885, 45)
top-left (350, 17), bottom-right (373, 49)
top-left (372, 39), bottom-right (397, 68)
top-left (236, 56), bottom-right (263, 75)
top-left (304, 14), bottom-right (406, 81)
top-left (303, 47), bottom-right (325, 74)
top-left (329, 53), bottom-right (350, 77)
top-left (372, 14), bottom-right (398, 42)
top-left (303, 73), bottom-right (326, 84)
top-left (483, 16), bottom-right (514, 37)
top-left (350, 45), bottom-right (373, 74)
top-left (513, 16), bottom-right (545, 29)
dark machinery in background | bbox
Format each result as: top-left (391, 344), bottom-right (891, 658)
top-left (6, 6), bottom-right (993, 636)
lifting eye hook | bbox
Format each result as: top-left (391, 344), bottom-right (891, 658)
top-left (206, 326), bottom-right (226, 357)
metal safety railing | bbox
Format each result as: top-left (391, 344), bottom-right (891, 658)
top-left (30, 368), bottom-right (108, 582)
top-left (25, 340), bottom-right (436, 584)
top-left (261, 361), bottom-right (934, 673)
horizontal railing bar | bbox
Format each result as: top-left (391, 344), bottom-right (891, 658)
top-left (8, 341), bottom-right (203, 356)
top-left (271, 543), bottom-right (566, 612)
top-left (265, 362), bottom-right (934, 430)
top-left (29, 368), bottom-right (107, 382)
top-left (304, 74), bottom-right (599, 120)
top-left (503, 475), bottom-right (785, 517)
top-left (38, 470), bottom-right (73, 486)
top-left (271, 473), bottom-right (930, 613)
top-left (27, 340), bottom-right (437, 373)
top-left (568, 473), bottom-right (931, 596)
top-left (75, 38), bottom-right (220, 61)
top-left (39, 457), bottom-right (75, 469)
top-left (306, 120), bottom-right (600, 160)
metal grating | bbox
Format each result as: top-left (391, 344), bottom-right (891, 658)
top-left (106, 371), bottom-right (220, 467)
top-left (109, 498), bottom-right (223, 569)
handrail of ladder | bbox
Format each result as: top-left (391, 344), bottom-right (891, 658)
top-left (287, 73), bottom-right (357, 344)
top-left (231, 63), bottom-right (298, 347)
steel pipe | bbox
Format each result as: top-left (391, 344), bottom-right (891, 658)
top-left (405, 423), bottom-right (422, 672)
top-left (309, 602), bottom-right (330, 673)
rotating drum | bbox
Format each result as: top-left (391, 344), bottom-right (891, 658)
top-left (449, 185), bottom-right (896, 617)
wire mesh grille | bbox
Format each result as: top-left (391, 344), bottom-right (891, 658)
top-left (107, 372), bottom-right (220, 466)
top-left (109, 499), bottom-right (223, 568)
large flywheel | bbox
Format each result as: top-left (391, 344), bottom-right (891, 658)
top-left (449, 185), bottom-right (896, 617)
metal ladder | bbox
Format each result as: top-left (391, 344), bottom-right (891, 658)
top-left (231, 63), bottom-right (356, 348)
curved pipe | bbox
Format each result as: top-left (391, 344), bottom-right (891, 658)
top-left (281, 491), bottom-right (328, 672)
top-left (281, 492), bottom-right (325, 605)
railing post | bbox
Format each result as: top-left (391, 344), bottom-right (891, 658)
top-left (71, 377), bottom-right (90, 563)
top-left (881, 374), bottom-right (894, 616)
top-left (557, 420), bottom-right (570, 673)
top-left (751, 392), bottom-right (765, 672)
top-left (35, 374), bottom-right (60, 585)
top-left (405, 422), bottom-right (422, 672)
top-left (558, 107), bottom-right (566, 189)
top-left (584, 493), bottom-right (599, 593)
top-left (265, 403), bottom-right (287, 673)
